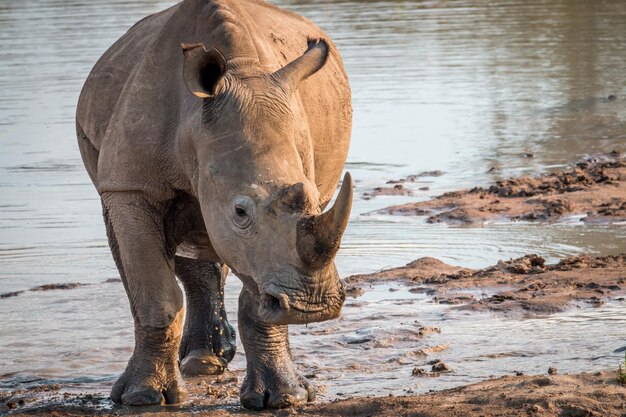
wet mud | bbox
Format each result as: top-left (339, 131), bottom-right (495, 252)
top-left (0, 283), bottom-right (85, 299)
top-left (300, 370), bottom-right (626, 417)
top-left (0, 278), bottom-right (124, 299)
top-left (377, 152), bottom-right (626, 224)
top-left (362, 171), bottom-right (443, 199)
top-left (4, 370), bottom-right (625, 416)
top-left (346, 254), bottom-right (626, 315)
top-left (362, 183), bottom-right (415, 199)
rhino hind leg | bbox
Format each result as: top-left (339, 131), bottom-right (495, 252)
top-left (102, 192), bottom-right (187, 406)
top-left (238, 288), bottom-right (315, 410)
top-left (175, 257), bottom-right (236, 376)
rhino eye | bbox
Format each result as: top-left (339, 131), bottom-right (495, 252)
top-left (231, 197), bottom-right (254, 230)
top-left (235, 205), bottom-right (247, 218)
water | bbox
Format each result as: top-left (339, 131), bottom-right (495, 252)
top-left (1, 0), bottom-right (625, 405)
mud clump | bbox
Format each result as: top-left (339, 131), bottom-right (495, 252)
top-left (1, 283), bottom-right (86, 299)
top-left (345, 286), bottom-right (365, 298)
top-left (345, 257), bottom-right (468, 287)
top-left (378, 152), bottom-right (626, 224)
top-left (0, 290), bottom-right (25, 299)
top-left (409, 359), bottom-right (451, 378)
top-left (29, 283), bottom-right (83, 292)
top-left (431, 360), bottom-right (452, 373)
top-left (362, 170), bottom-right (444, 199)
top-left (387, 170), bottom-right (445, 184)
top-left (411, 367), bottom-right (427, 376)
top-left (346, 254), bottom-right (626, 316)
top-left (1, 283), bottom-right (85, 299)
top-left (363, 183), bottom-right (413, 199)
top-left (496, 254), bottom-right (546, 274)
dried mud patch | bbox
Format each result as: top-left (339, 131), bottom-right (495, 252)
top-left (345, 254), bottom-right (626, 315)
top-left (378, 152), bottom-right (626, 224)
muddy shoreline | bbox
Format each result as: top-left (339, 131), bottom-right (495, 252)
top-left (375, 152), bottom-right (626, 224)
top-left (4, 370), bottom-right (625, 416)
top-left (3, 252), bottom-right (625, 416)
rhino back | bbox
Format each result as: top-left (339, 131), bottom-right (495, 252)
top-left (76, 0), bottom-right (351, 202)
top-left (76, 4), bottom-right (178, 152)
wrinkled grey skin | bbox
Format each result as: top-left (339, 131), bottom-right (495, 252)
top-left (76, 0), bottom-right (351, 411)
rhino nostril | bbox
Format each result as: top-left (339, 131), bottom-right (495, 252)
top-left (264, 293), bottom-right (290, 312)
top-left (278, 294), bottom-right (290, 311)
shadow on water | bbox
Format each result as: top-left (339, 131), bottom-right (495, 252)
top-left (1, 0), bottom-right (626, 406)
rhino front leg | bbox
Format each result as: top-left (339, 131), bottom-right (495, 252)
top-left (175, 257), bottom-right (236, 376)
top-left (238, 287), bottom-right (315, 410)
top-left (102, 192), bottom-right (187, 406)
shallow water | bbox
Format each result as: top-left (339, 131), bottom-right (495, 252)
top-left (1, 0), bottom-right (626, 405)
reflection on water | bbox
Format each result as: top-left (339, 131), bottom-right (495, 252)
top-left (1, 0), bottom-right (625, 400)
top-left (305, 0), bottom-right (626, 184)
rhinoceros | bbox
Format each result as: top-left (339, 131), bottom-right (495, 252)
top-left (75, 0), bottom-right (352, 411)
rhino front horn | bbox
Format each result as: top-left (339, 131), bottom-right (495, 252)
top-left (297, 172), bottom-right (353, 268)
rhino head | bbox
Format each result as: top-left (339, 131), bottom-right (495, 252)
top-left (180, 40), bottom-right (351, 325)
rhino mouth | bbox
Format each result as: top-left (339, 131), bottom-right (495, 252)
top-left (258, 281), bottom-right (346, 325)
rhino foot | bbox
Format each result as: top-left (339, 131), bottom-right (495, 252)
top-left (111, 354), bottom-right (187, 405)
top-left (240, 361), bottom-right (315, 410)
top-left (176, 258), bottom-right (237, 377)
top-left (180, 348), bottom-right (226, 376)
top-left (178, 313), bottom-right (236, 376)
top-left (111, 322), bottom-right (187, 406)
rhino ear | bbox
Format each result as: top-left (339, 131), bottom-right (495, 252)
top-left (181, 43), bottom-right (227, 98)
top-left (273, 38), bottom-right (329, 92)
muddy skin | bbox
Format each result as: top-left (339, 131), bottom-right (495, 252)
top-left (378, 152), bottom-right (626, 224)
top-left (238, 287), bottom-right (315, 410)
top-left (346, 254), bottom-right (626, 315)
top-left (175, 258), bottom-right (236, 376)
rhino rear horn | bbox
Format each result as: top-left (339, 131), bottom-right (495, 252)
top-left (297, 172), bottom-right (353, 268)
top-left (273, 38), bottom-right (329, 92)
top-left (181, 43), bottom-right (227, 98)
